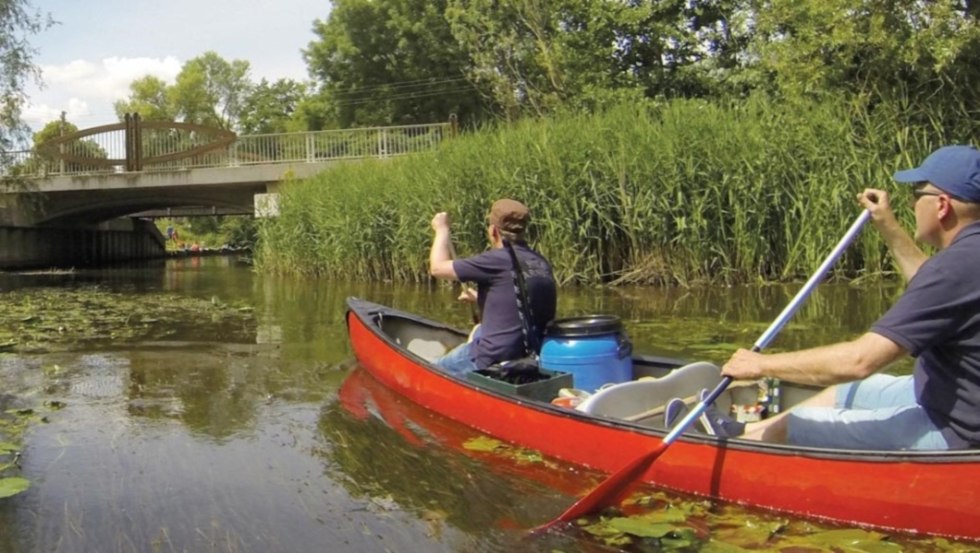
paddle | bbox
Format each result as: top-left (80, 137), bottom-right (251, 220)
top-left (448, 241), bottom-right (481, 328)
top-left (533, 209), bottom-right (872, 533)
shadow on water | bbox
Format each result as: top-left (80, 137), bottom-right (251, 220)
top-left (0, 258), bottom-right (953, 551)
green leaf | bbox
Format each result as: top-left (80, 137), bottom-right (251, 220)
top-left (0, 442), bottom-right (18, 454)
top-left (713, 520), bottom-right (784, 547)
top-left (462, 435), bottom-right (503, 452)
top-left (607, 518), bottom-right (679, 538)
top-left (0, 477), bottom-right (30, 499)
top-left (796, 528), bottom-right (902, 553)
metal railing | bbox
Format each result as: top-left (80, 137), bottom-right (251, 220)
top-left (0, 122), bottom-right (452, 179)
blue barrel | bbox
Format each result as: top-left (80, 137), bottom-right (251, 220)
top-left (539, 315), bottom-right (633, 393)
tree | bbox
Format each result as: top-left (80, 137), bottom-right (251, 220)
top-left (303, 0), bottom-right (489, 128)
top-left (1, 0), bottom-right (51, 153)
top-left (444, 0), bottom-right (746, 117)
top-left (745, 0), bottom-right (980, 102)
top-left (238, 78), bottom-right (310, 134)
top-left (113, 52), bottom-right (253, 130)
top-left (171, 52), bottom-right (252, 128)
top-left (113, 76), bottom-right (176, 121)
top-left (29, 118), bottom-right (108, 172)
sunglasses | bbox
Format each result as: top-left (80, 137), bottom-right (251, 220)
top-left (912, 189), bottom-right (944, 200)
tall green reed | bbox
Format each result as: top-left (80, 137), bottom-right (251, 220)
top-left (257, 95), bottom-right (976, 286)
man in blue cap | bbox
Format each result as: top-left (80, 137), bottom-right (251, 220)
top-left (702, 145), bottom-right (980, 450)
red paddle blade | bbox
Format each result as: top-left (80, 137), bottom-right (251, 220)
top-left (530, 442), bottom-right (668, 535)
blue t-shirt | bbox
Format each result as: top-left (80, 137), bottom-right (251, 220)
top-left (871, 222), bottom-right (980, 448)
top-left (453, 243), bottom-right (557, 369)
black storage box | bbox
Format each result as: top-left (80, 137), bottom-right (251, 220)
top-left (466, 368), bottom-right (573, 402)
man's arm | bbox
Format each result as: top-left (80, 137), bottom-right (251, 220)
top-left (429, 212), bottom-right (457, 280)
top-left (722, 332), bottom-right (908, 386)
top-left (858, 189), bottom-right (928, 281)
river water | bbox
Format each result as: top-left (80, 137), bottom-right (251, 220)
top-left (0, 257), bottom-right (966, 552)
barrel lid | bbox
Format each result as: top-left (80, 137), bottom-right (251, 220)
top-left (545, 315), bottom-right (622, 337)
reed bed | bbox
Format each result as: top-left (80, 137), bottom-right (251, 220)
top-left (257, 96), bottom-right (977, 285)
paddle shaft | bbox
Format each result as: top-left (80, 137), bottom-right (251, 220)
top-left (448, 241), bottom-right (480, 325)
top-left (536, 209), bottom-right (871, 530)
top-left (623, 380), bottom-right (756, 423)
top-left (664, 209), bottom-right (871, 443)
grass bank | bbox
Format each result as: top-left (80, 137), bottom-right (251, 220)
top-left (256, 96), bottom-right (975, 285)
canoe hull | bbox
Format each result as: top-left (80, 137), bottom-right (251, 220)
top-left (346, 298), bottom-right (980, 541)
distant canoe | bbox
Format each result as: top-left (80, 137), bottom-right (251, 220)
top-left (346, 297), bottom-right (980, 541)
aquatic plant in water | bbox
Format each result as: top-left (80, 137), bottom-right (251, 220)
top-left (0, 403), bottom-right (50, 499)
top-left (0, 285), bottom-right (256, 352)
top-left (0, 286), bottom-right (254, 499)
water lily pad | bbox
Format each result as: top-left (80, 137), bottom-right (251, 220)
top-left (462, 436), bottom-right (503, 453)
top-left (785, 528), bottom-right (902, 553)
top-left (714, 526), bottom-right (777, 548)
top-left (0, 477), bottom-right (29, 499)
top-left (0, 286), bottom-right (255, 350)
top-left (607, 518), bottom-right (680, 538)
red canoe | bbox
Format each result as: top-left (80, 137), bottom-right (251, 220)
top-left (345, 297), bottom-right (980, 541)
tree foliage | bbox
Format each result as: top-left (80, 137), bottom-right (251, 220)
top-left (747, 0), bottom-right (980, 101)
top-left (304, 0), bottom-right (489, 127)
top-left (30, 118), bottom-right (107, 171)
top-left (238, 78), bottom-right (309, 134)
top-left (0, 0), bottom-right (50, 152)
top-left (299, 0), bottom-right (979, 132)
top-left (113, 76), bottom-right (175, 121)
top-left (173, 52), bottom-right (252, 128)
top-left (114, 52), bottom-right (262, 130)
top-left (444, 0), bottom-right (745, 117)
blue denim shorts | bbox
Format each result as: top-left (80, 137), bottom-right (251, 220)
top-left (786, 374), bottom-right (951, 451)
top-left (434, 342), bottom-right (479, 375)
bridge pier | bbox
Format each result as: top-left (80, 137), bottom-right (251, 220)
top-left (0, 219), bottom-right (166, 270)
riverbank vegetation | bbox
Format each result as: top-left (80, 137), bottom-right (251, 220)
top-left (256, 96), bottom-right (974, 285)
top-left (256, 0), bottom-right (979, 285)
top-left (154, 216), bottom-right (257, 252)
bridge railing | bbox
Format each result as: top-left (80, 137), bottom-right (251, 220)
top-left (0, 151), bottom-right (34, 177)
top-left (1, 122), bottom-right (453, 178)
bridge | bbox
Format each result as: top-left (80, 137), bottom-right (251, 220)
top-left (0, 116), bottom-right (454, 269)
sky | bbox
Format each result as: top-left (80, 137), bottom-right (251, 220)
top-left (23, 0), bottom-right (331, 133)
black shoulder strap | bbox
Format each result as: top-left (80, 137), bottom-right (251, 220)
top-left (502, 239), bottom-right (539, 356)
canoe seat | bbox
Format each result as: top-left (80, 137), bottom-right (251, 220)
top-left (405, 338), bottom-right (449, 361)
top-left (575, 361), bottom-right (731, 426)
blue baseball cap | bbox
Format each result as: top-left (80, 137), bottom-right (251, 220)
top-left (893, 145), bottom-right (980, 202)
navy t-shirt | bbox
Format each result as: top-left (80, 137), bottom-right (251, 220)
top-left (453, 243), bottom-right (557, 369)
top-left (871, 222), bottom-right (980, 448)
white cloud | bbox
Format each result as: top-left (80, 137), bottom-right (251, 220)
top-left (21, 98), bottom-right (89, 131)
top-left (23, 56), bottom-right (183, 131)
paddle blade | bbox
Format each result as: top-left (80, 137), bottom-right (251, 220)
top-left (530, 442), bottom-right (668, 534)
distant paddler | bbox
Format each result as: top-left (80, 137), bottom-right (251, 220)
top-left (428, 199), bottom-right (557, 375)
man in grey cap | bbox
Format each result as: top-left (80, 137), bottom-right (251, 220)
top-left (429, 199), bottom-right (557, 375)
top-left (703, 145), bottom-right (980, 450)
